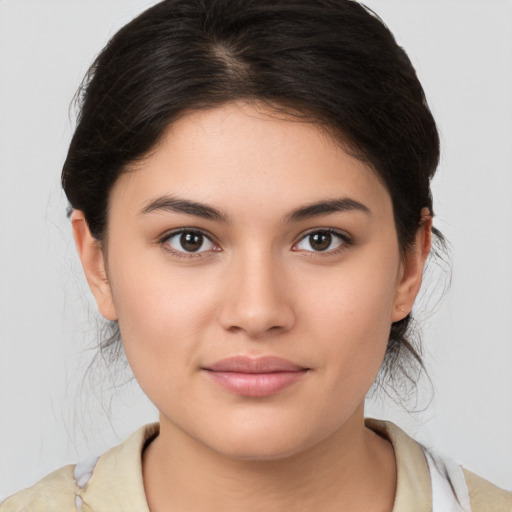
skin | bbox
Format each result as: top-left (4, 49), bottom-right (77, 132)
top-left (72, 101), bottom-right (431, 512)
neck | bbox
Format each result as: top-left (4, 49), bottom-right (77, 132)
top-left (142, 409), bottom-right (396, 512)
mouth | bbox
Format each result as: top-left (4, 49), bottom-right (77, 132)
top-left (201, 356), bottom-right (310, 397)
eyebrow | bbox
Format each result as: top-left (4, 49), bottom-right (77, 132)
top-left (139, 195), bottom-right (371, 224)
top-left (139, 196), bottom-right (230, 223)
top-left (283, 198), bottom-right (372, 224)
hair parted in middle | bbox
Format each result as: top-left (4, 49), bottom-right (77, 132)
top-left (62, 0), bottom-right (442, 396)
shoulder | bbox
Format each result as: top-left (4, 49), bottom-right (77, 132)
top-left (1, 423), bottom-right (159, 512)
top-left (366, 418), bottom-right (512, 512)
top-left (463, 469), bottom-right (512, 512)
top-left (1, 464), bottom-right (77, 512)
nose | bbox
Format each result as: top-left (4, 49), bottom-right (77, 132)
top-left (218, 250), bottom-right (296, 338)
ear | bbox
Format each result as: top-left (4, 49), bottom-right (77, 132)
top-left (391, 208), bottom-right (432, 322)
top-left (71, 210), bottom-right (118, 321)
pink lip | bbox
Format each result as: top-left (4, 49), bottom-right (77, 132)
top-left (202, 356), bottom-right (309, 397)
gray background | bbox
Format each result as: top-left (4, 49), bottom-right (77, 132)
top-left (1, 0), bottom-right (511, 499)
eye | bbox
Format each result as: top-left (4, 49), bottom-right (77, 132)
top-left (294, 230), bottom-right (348, 253)
top-left (163, 230), bottom-right (217, 254)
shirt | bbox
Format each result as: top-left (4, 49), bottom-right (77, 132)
top-left (2, 420), bottom-right (511, 511)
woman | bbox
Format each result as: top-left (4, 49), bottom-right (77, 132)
top-left (2, 0), bottom-right (511, 510)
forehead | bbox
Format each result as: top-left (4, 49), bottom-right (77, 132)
top-left (111, 101), bottom-right (392, 220)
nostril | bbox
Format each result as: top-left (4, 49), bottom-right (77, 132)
top-left (222, 320), bottom-right (292, 339)
top-left (226, 325), bottom-right (244, 334)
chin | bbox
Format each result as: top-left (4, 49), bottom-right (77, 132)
top-left (209, 435), bottom-right (308, 462)
top-left (196, 416), bottom-right (328, 462)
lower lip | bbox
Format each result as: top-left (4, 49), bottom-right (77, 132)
top-left (204, 370), bottom-right (308, 397)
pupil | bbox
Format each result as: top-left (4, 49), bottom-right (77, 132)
top-left (310, 232), bottom-right (331, 251)
top-left (180, 232), bottom-right (203, 252)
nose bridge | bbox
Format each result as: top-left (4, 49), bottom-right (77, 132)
top-left (219, 243), bottom-right (295, 337)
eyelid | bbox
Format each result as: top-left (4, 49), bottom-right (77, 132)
top-left (158, 228), bottom-right (221, 256)
top-left (156, 227), bottom-right (351, 257)
top-left (292, 228), bottom-right (352, 253)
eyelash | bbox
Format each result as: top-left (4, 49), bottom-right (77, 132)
top-left (158, 228), bottom-right (352, 259)
top-left (159, 229), bottom-right (220, 259)
top-left (292, 229), bottom-right (352, 256)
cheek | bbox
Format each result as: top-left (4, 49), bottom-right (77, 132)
top-left (300, 252), bottom-right (399, 338)
top-left (298, 252), bottom-right (399, 387)
top-left (107, 258), bottom-right (221, 383)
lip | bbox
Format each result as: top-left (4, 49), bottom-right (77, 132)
top-left (202, 356), bottom-right (310, 397)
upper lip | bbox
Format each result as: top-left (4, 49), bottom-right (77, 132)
top-left (203, 356), bottom-right (308, 373)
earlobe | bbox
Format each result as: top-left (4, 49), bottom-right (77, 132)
top-left (71, 210), bottom-right (118, 321)
top-left (391, 208), bottom-right (432, 322)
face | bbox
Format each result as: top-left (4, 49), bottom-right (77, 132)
top-left (74, 102), bottom-right (427, 460)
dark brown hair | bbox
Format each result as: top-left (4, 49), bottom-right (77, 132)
top-left (62, 0), bottom-right (442, 392)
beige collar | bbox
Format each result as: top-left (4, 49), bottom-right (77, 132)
top-left (78, 423), bottom-right (158, 512)
top-left (366, 418), bottom-right (432, 512)
top-left (78, 420), bottom-right (432, 512)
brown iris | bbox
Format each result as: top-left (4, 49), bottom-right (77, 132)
top-left (180, 232), bottom-right (204, 252)
top-left (309, 232), bottom-right (332, 251)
